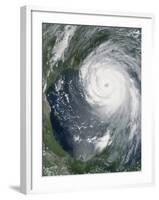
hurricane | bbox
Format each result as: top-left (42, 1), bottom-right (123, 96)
top-left (43, 24), bottom-right (141, 174)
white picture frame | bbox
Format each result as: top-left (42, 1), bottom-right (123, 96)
top-left (20, 5), bottom-right (154, 194)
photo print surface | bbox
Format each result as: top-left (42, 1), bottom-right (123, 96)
top-left (42, 23), bottom-right (141, 176)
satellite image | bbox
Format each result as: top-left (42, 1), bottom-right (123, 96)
top-left (42, 23), bottom-right (141, 176)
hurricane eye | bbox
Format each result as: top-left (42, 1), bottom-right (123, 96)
top-left (104, 83), bottom-right (109, 87)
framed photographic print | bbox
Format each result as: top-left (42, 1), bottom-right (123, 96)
top-left (20, 6), bottom-right (154, 194)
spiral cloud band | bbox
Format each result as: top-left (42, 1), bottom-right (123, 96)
top-left (43, 24), bottom-right (141, 172)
